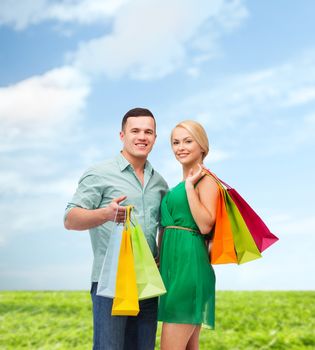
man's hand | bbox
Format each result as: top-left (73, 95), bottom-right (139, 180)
top-left (107, 196), bottom-right (127, 223)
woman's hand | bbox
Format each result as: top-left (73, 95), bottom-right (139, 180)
top-left (185, 164), bottom-right (205, 190)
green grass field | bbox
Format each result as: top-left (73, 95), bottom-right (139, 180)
top-left (1, 291), bottom-right (314, 349)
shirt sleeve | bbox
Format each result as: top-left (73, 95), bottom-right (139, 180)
top-left (157, 177), bottom-right (169, 229)
top-left (161, 177), bottom-right (169, 196)
top-left (64, 173), bottom-right (105, 220)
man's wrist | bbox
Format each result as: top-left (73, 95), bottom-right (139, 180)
top-left (98, 206), bottom-right (111, 223)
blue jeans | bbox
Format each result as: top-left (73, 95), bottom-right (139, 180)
top-left (90, 282), bottom-right (158, 350)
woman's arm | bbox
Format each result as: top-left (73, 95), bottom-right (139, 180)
top-left (185, 168), bottom-right (219, 234)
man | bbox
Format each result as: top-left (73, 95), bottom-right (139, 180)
top-left (64, 108), bottom-right (168, 350)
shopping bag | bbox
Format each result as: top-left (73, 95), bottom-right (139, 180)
top-left (222, 189), bottom-right (262, 264)
top-left (211, 186), bottom-right (238, 264)
top-left (205, 169), bottom-right (277, 264)
top-left (131, 216), bottom-right (166, 300)
top-left (205, 169), bottom-right (278, 253)
top-left (112, 206), bottom-right (139, 316)
top-left (226, 188), bottom-right (279, 252)
top-left (96, 223), bottom-right (124, 298)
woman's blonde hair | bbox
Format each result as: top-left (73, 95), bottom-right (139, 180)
top-left (171, 120), bottom-right (209, 160)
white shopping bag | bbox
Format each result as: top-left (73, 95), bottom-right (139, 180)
top-left (97, 222), bottom-right (124, 298)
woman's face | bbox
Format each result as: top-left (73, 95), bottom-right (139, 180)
top-left (171, 126), bottom-right (204, 166)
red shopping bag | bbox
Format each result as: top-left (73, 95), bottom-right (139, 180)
top-left (227, 188), bottom-right (278, 252)
top-left (205, 169), bottom-right (278, 264)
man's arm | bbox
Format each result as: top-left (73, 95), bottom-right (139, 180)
top-left (64, 196), bottom-right (127, 231)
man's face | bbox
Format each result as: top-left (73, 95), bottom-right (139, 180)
top-left (120, 116), bottom-right (156, 161)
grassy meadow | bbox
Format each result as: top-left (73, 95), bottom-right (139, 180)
top-left (1, 291), bottom-right (314, 349)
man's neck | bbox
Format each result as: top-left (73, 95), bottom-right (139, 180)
top-left (121, 150), bottom-right (147, 172)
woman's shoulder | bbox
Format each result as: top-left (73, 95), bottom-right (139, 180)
top-left (196, 174), bottom-right (219, 193)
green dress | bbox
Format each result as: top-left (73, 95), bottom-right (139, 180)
top-left (158, 181), bottom-right (215, 329)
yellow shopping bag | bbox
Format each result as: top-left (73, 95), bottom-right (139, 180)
top-left (111, 206), bottom-right (139, 316)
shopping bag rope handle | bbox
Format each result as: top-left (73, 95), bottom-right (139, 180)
top-left (111, 204), bottom-right (128, 231)
top-left (130, 209), bottom-right (139, 227)
top-left (110, 207), bottom-right (121, 235)
top-left (124, 205), bottom-right (135, 229)
top-left (204, 169), bottom-right (232, 190)
top-left (126, 205), bottom-right (132, 222)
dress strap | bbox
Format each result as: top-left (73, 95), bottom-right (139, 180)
top-left (165, 225), bottom-right (200, 234)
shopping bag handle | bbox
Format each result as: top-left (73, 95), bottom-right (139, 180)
top-left (111, 203), bottom-right (129, 230)
top-left (109, 206), bottom-right (122, 236)
top-left (127, 205), bottom-right (135, 220)
top-left (204, 168), bottom-right (232, 190)
top-left (128, 206), bottom-right (138, 226)
top-left (113, 206), bottom-right (119, 223)
top-left (125, 205), bottom-right (135, 227)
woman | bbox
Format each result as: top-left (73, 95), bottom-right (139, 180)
top-left (158, 120), bottom-right (218, 350)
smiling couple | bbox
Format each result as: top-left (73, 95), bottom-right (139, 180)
top-left (64, 108), bottom-right (218, 350)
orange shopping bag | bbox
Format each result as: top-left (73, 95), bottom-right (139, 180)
top-left (211, 186), bottom-right (238, 264)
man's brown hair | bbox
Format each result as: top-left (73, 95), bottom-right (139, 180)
top-left (121, 108), bottom-right (156, 131)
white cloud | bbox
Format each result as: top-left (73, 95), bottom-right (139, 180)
top-left (285, 87), bottom-right (315, 106)
top-left (0, 0), bottom-right (129, 30)
top-left (269, 214), bottom-right (315, 237)
top-left (72, 0), bottom-right (248, 80)
top-left (186, 67), bottom-right (201, 78)
top-left (0, 0), bottom-right (46, 30)
top-left (0, 178), bottom-right (81, 246)
top-left (0, 66), bottom-right (90, 130)
top-left (0, 170), bottom-right (78, 197)
top-left (0, 65), bottom-right (91, 248)
top-left (48, 0), bottom-right (129, 24)
top-left (305, 113), bottom-right (315, 124)
top-left (208, 149), bottom-right (232, 163)
top-left (0, 1), bottom-right (248, 80)
top-left (171, 50), bottom-right (315, 134)
top-left (0, 65), bottom-right (91, 155)
top-left (216, 0), bottom-right (249, 30)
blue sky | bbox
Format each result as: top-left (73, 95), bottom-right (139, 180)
top-left (0, 0), bottom-right (314, 291)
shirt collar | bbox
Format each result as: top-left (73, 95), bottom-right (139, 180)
top-left (144, 159), bottom-right (153, 175)
top-left (116, 152), bottom-right (153, 174)
top-left (116, 153), bottom-right (130, 171)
